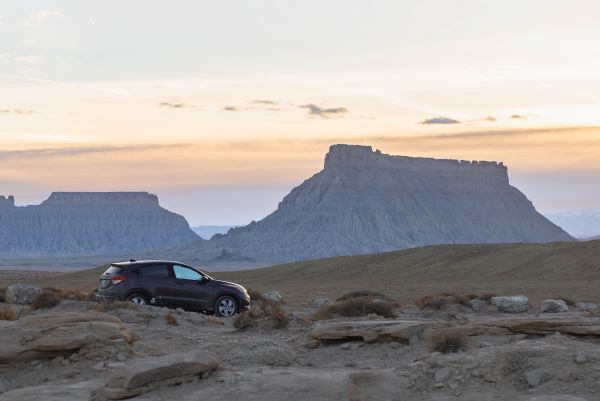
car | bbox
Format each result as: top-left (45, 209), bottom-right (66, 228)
top-left (95, 259), bottom-right (250, 317)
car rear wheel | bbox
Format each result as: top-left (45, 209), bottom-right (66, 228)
top-left (127, 293), bottom-right (148, 305)
top-left (215, 295), bottom-right (237, 317)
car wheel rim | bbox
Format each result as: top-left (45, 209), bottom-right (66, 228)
top-left (130, 297), bottom-right (145, 305)
top-left (218, 298), bottom-right (235, 317)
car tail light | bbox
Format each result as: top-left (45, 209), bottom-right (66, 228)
top-left (111, 275), bottom-right (127, 285)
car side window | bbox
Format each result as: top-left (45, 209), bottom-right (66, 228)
top-left (173, 265), bottom-right (203, 281)
top-left (140, 264), bottom-right (170, 278)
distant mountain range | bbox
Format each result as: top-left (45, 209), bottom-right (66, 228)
top-left (190, 226), bottom-right (241, 240)
top-left (0, 145), bottom-right (575, 264)
top-left (545, 209), bottom-right (600, 239)
top-left (174, 144), bottom-right (573, 263)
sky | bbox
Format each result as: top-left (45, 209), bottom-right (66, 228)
top-left (1, 0), bottom-right (600, 225)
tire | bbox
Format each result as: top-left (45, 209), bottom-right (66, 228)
top-left (127, 293), bottom-right (148, 306)
top-left (215, 295), bottom-right (238, 317)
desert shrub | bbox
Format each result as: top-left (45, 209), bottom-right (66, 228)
top-left (93, 300), bottom-right (134, 312)
top-left (315, 296), bottom-right (396, 320)
top-left (427, 328), bottom-right (467, 354)
top-left (233, 289), bottom-right (290, 330)
top-left (0, 286), bottom-right (6, 303)
top-left (0, 305), bottom-right (17, 321)
top-left (263, 303), bottom-right (290, 329)
top-left (336, 290), bottom-right (390, 302)
top-left (233, 308), bottom-right (261, 330)
top-left (477, 293), bottom-right (497, 302)
top-left (88, 290), bottom-right (98, 302)
top-left (31, 290), bottom-right (62, 310)
top-left (64, 290), bottom-right (87, 301)
top-left (165, 313), bottom-right (179, 325)
top-left (416, 293), bottom-right (479, 310)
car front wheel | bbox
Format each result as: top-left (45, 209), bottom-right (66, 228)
top-left (215, 295), bottom-right (237, 317)
top-left (127, 293), bottom-right (148, 305)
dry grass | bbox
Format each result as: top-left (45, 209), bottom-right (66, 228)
top-left (415, 293), bottom-right (485, 311)
top-left (427, 328), bottom-right (467, 354)
top-left (0, 305), bottom-right (17, 321)
top-left (30, 290), bottom-right (62, 310)
top-left (233, 289), bottom-right (290, 330)
top-left (315, 294), bottom-right (396, 320)
top-left (165, 313), bottom-right (179, 326)
top-left (477, 292), bottom-right (497, 302)
top-left (0, 286), bottom-right (5, 303)
top-left (93, 300), bottom-right (134, 312)
top-left (336, 290), bottom-right (390, 302)
top-left (233, 308), bottom-right (261, 330)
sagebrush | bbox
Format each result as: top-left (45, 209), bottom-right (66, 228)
top-left (427, 328), bottom-right (467, 354)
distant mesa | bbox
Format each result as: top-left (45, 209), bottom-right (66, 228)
top-left (176, 144), bottom-right (573, 263)
top-left (0, 192), bottom-right (199, 257)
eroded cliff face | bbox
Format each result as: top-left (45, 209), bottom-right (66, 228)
top-left (0, 192), bottom-right (199, 256)
top-left (189, 144), bottom-right (573, 263)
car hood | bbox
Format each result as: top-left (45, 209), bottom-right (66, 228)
top-left (211, 279), bottom-right (246, 292)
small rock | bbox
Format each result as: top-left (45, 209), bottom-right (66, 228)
top-left (491, 295), bottom-right (529, 313)
top-left (311, 298), bottom-right (333, 308)
top-left (92, 361), bottom-right (105, 371)
top-left (576, 302), bottom-right (598, 312)
top-left (434, 367), bottom-right (450, 383)
top-left (389, 342), bottom-right (402, 349)
top-left (448, 381), bottom-right (459, 389)
top-left (50, 357), bottom-right (63, 367)
top-left (525, 369), bottom-right (542, 387)
top-left (116, 353), bottom-right (127, 362)
top-left (469, 298), bottom-right (488, 313)
top-left (430, 352), bottom-right (441, 358)
top-left (5, 284), bottom-right (41, 305)
top-left (175, 308), bottom-right (184, 315)
top-left (350, 343), bottom-right (362, 351)
top-left (263, 291), bottom-right (283, 304)
top-left (434, 382), bottom-right (444, 388)
top-left (367, 313), bottom-right (379, 320)
top-left (574, 353), bottom-right (587, 364)
top-left (345, 361), bottom-right (357, 367)
top-left (340, 342), bottom-right (352, 350)
top-left (540, 299), bottom-right (569, 313)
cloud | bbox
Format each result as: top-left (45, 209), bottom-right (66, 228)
top-left (223, 106), bottom-right (239, 111)
top-left (27, 10), bottom-right (62, 26)
top-left (0, 144), bottom-right (184, 161)
top-left (300, 104), bottom-right (348, 119)
top-left (14, 55), bottom-right (42, 63)
top-left (159, 101), bottom-right (186, 109)
top-left (0, 108), bottom-right (38, 115)
top-left (252, 99), bottom-right (277, 105)
top-left (483, 116), bottom-right (496, 122)
top-left (420, 116), bottom-right (460, 125)
top-left (511, 114), bottom-right (527, 119)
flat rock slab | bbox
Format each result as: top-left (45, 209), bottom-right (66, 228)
top-left (0, 311), bottom-right (140, 363)
top-left (311, 319), bottom-right (433, 343)
top-left (462, 315), bottom-right (600, 336)
top-left (92, 350), bottom-right (219, 400)
top-left (0, 381), bottom-right (96, 401)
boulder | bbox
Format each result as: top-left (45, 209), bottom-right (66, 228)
top-left (469, 298), bottom-right (488, 313)
top-left (0, 311), bottom-right (140, 363)
top-left (576, 302), bottom-right (598, 312)
top-left (311, 319), bottom-right (433, 343)
top-left (5, 284), bottom-right (41, 305)
top-left (91, 351), bottom-right (219, 400)
top-left (540, 299), bottom-right (568, 313)
top-left (263, 291), bottom-right (283, 304)
top-left (491, 295), bottom-right (529, 313)
top-left (311, 298), bottom-right (333, 308)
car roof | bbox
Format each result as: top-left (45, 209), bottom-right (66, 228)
top-left (111, 260), bottom-right (191, 268)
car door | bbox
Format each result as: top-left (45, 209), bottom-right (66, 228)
top-left (171, 264), bottom-right (212, 310)
top-left (137, 264), bottom-right (173, 306)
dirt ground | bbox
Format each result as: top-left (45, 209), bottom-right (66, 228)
top-left (1, 293), bottom-right (600, 401)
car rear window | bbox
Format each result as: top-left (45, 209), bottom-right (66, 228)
top-left (140, 264), bottom-right (170, 278)
top-left (104, 266), bottom-right (123, 275)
